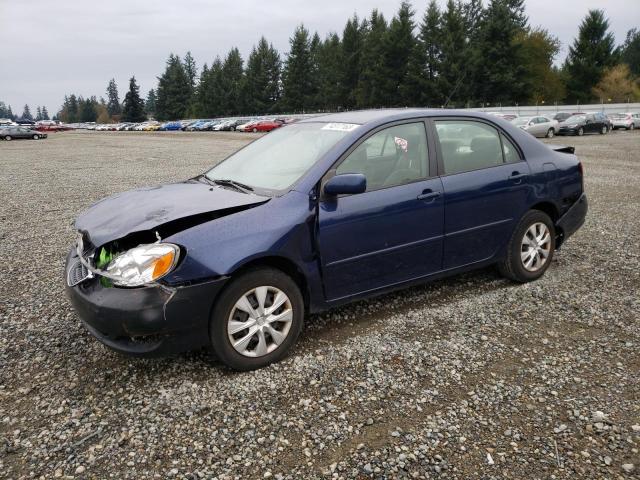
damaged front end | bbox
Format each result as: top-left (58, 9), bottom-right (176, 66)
top-left (70, 231), bottom-right (180, 289)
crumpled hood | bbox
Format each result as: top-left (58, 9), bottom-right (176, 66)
top-left (75, 181), bottom-right (269, 247)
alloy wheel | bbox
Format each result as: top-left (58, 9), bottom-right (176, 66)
top-left (227, 286), bottom-right (293, 357)
top-left (521, 222), bottom-right (551, 272)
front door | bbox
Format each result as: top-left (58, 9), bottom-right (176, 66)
top-left (318, 121), bottom-right (444, 301)
top-left (433, 119), bottom-right (532, 269)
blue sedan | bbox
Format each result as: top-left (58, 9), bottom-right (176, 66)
top-left (65, 109), bottom-right (587, 370)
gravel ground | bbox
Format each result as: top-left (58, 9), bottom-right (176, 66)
top-left (0, 129), bottom-right (638, 479)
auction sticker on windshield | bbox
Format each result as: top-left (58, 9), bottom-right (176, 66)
top-left (321, 123), bottom-right (359, 132)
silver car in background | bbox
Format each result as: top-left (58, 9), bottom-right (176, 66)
top-left (608, 112), bottom-right (639, 130)
top-left (512, 115), bottom-right (559, 138)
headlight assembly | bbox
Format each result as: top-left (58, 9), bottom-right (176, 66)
top-left (99, 243), bottom-right (180, 287)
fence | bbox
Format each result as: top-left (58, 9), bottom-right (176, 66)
top-left (466, 102), bottom-right (640, 116)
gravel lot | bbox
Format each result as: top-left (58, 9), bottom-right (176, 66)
top-left (0, 129), bottom-right (638, 479)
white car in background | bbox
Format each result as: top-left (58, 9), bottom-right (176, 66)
top-left (511, 115), bottom-right (558, 138)
top-left (608, 112), bottom-right (639, 130)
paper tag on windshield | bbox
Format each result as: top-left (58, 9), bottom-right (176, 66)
top-left (322, 123), bottom-right (359, 132)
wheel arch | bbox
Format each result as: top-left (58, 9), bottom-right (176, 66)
top-left (229, 255), bottom-right (311, 314)
top-left (530, 201), bottom-right (564, 246)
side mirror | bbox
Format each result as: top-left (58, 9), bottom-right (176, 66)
top-left (324, 173), bottom-right (367, 196)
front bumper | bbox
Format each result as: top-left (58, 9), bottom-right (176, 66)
top-left (557, 193), bottom-right (588, 242)
top-left (64, 249), bottom-right (228, 357)
top-left (557, 126), bottom-right (579, 135)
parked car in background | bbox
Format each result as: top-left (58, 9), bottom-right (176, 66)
top-left (488, 112), bottom-right (518, 121)
top-left (557, 112), bottom-right (609, 136)
top-left (65, 109), bottom-right (587, 370)
top-left (1, 126), bottom-right (47, 140)
top-left (160, 121), bottom-right (182, 131)
top-left (236, 120), bottom-right (259, 132)
top-left (512, 116), bottom-right (558, 138)
top-left (251, 119), bottom-right (284, 132)
top-left (552, 112), bottom-right (573, 123)
top-left (608, 112), bottom-right (639, 130)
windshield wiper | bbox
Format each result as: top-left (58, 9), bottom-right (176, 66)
top-left (209, 178), bottom-right (254, 193)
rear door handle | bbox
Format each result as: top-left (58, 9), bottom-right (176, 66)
top-left (417, 190), bottom-right (441, 202)
top-left (509, 171), bottom-right (528, 183)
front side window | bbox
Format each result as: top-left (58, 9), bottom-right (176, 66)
top-left (336, 122), bottom-right (428, 191)
top-left (435, 120), bottom-right (505, 175)
top-left (206, 122), bottom-right (355, 192)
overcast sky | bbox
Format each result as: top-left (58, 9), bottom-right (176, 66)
top-left (1, 0), bottom-right (638, 115)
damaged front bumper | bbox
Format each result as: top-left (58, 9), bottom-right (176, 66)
top-left (64, 249), bottom-right (228, 356)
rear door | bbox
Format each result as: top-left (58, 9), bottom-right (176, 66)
top-left (318, 120), bottom-right (444, 301)
top-left (432, 118), bottom-right (531, 269)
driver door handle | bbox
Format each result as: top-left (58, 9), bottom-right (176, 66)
top-left (417, 190), bottom-right (441, 202)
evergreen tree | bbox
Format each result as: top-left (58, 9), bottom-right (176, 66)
top-left (122, 76), bottom-right (147, 122)
top-left (106, 78), bottom-right (121, 117)
top-left (382, 2), bottom-right (417, 106)
top-left (220, 48), bottom-right (246, 115)
top-left (35, 106), bottom-right (42, 121)
top-left (438, 0), bottom-right (471, 106)
top-left (245, 37), bottom-right (282, 113)
top-left (564, 10), bottom-right (619, 103)
top-left (155, 54), bottom-right (191, 120)
top-left (422, 0), bottom-right (444, 105)
top-left (21, 104), bottom-right (33, 120)
top-left (79, 98), bottom-right (97, 122)
top-left (308, 32), bottom-right (322, 110)
top-left (8, 105), bottom-right (14, 120)
top-left (474, 0), bottom-right (528, 105)
top-left (145, 89), bottom-right (157, 117)
top-left (183, 51), bottom-right (198, 93)
top-left (315, 33), bottom-right (344, 111)
top-left (68, 95), bottom-right (79, 123)
top-left (341, 15), bottom-right (366, 109)
top-left (622, 28), bottom-right (640, 76)
top-left (356, 10), bottom-right (388, 108)
top-left (195, 58), bottom-right (225, 117)
top-left (42, 106), bottom-right (49, 120)
top-left (282, 25), bottom-right (314, 112)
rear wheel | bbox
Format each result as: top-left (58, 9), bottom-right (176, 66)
top-left (210, 267), bottom-right (304, 370)
top-left (600, 125), bottom-right (607, 135)
top-left (252, 127), bottom-right (258, 133)
top-left (33, 134), bottom-right (39, 140)
top-left (577, 127), bottom-right (584, 136)
top-left (546, 128), bottom-right (554, 138)
top-left (630, 124), bottom-right (635, 131)
top-left (4, 135), bottom-right (11, 141)
top-left (499, 210), bottom-right (555, 283)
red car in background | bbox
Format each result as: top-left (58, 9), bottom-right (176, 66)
top-left (251, 119), bottom-right (283, 132)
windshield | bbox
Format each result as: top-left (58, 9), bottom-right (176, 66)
top-left (512, 117), bottom-right (531, 126)
top-left (205, 122), bottom-right (355, 192)
top-left (565, 115), bottom-right (585, 123)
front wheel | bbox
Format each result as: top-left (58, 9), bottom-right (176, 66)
top-left (577, 127), bottom-right (584, 136)
top-left (546, 128), bottom-right (554, 138)
top-left (210, 268), bottom-right (304, 371)
top-left (252, 127), bottom-right (258, 133)
top-left (499, 210), bottom-right (555, 283)
top-left (33, 134), bottom-right (39, 140)
top-left (4, 135), bottom-right (11, 141)
top-left (630, 124), bottom-right (635, 131)
top-left (600, 125), bottom-right (607, 135)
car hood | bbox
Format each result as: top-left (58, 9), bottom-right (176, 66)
top-left (75, 180), bottom-right (269, 247)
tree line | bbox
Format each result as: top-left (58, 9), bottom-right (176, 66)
top-left (4, 0), bottom-right (638, 124)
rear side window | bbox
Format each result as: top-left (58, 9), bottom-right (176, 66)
top-left (435, 120), bottom-right (505, 175)
top-left (501, 134), bottom-right (520, 163)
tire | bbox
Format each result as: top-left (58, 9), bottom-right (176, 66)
top-left (230, 126), bottom-right (236, 131)
top-left (209, 267), bottom-right (304, 371)
top-left (252, 127), bottom-right (258, 133)
top-left (498, 210), bottom-right (556, 283)
top-left (4, 136), bottom-right (11, 141)
top-left (630, 124), bottom-right (635, 131)
top-left (577, 127), bottom-right (584, 136)
top-left (600, 125), bottom-right (607, 135)
top-left (546, 128), bottom-right (554, 138)
top-left (33, 134), bottom-right (39, 140)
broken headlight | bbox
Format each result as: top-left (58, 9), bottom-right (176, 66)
top-left (102, 243), bottom-right (180, 287)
